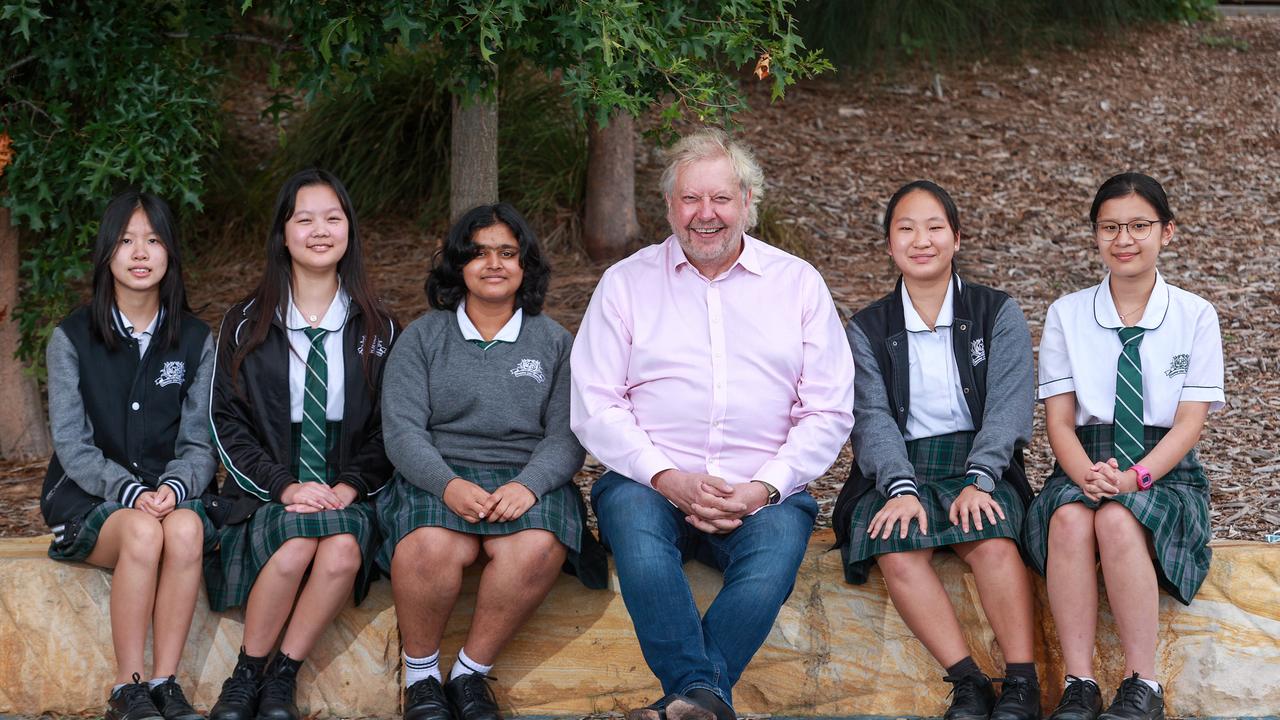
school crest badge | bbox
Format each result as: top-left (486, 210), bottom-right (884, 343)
top-left (357, 335), bottom-right (388, 357)
top-left (970, 338), bottom-right (986, 367)
top-left (511, 358), bottom-right (545, 383)
top-left (155, 361), bottom-right (185, 388)
top-left (1165, 353), bottom-right (1190, 378)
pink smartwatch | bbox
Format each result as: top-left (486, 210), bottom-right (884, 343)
top-left (1131, 463), bottom-right (1154, 491)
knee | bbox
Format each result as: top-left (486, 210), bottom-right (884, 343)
top-left (118, 510), bottom-right (164, 565)
top-left (1094, 503), bottom-right (1142, 547)
top-left (161, 511), bottom-right (204, 563)
top-left (271, 537), bottom-right (319, 577)
top-left (1049, 504), bottom-right (1096, 547)
top-left (493, 531), bottom-right (566, 575)
top-left (962, 537), bottom-right (1020, 569)
top-left (395, 528), bottom-right (480, 574)
top-left (314, 534), bottom-right (363, 580)
top-left (876, 550), bottom-right (929, 584)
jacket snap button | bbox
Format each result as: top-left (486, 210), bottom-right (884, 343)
top-left (891, 341), bottom-right (898, 347)
top-left (960, 324), bottom-right (967, 331)
top-left (898, 407), bottom-right (905, 413)
top-left (963, 387), bottom-right (970, 394)
top-left (131, 402), bottom-right (140, 411)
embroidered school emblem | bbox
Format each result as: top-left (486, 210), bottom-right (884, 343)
top-left (357, 335), bottom-right (388, 357)
top-left (511, 358), bottom-right (545, 383)
top-left (155, 361), bottom-right (186, 388)
top-left (970, 338), bottom-right (986, 367)
top-left (1165, 353), bottom-right (1190, 378)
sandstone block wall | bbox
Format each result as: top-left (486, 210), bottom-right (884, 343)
top-left (1, 533), bottom-right (1276, 717)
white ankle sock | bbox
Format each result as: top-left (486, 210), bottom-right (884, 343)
top-left (148, 677), bottom-right (168, 689)
top-left (1138, 677), bottom-right (1162, 693)
top-left (450, 647), bottom-right (493, 680)
top-left (404, 650), bottom-right (441, 687)
top-left (112, 683), bottom-right (127, 694)
top-left (1066, 675), bottom-right (1097, 688)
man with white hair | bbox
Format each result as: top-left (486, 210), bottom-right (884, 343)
top-left (571, 128), bottom-right (854, 720)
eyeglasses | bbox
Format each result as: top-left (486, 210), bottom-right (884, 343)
top-left (1094, 220), bottom-right (1162, 241)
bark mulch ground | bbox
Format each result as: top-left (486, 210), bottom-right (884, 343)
top-left (4, 16), bottom-right (1278, 543)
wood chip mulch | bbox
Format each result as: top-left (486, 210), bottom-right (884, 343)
top-left (3, 17), bottom-right (1278, 543)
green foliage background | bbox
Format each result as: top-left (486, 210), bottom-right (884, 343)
top-left (2, 0), bottom-right (1217, 373)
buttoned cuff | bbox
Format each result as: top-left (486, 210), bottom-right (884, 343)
top-left (753, 460), bottom-right (800, 500)
top-left (631, 449), bottom-right (678, 489)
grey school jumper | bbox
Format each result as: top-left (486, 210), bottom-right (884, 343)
top-left (381, 309), bottom-right (585, 498)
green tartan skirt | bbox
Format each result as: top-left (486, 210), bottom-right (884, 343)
top-left (48, 498), bottom-right (216, 562)
top-left (376, 466), bottom-right (604, 587)
top-left (1023, 424), bottom-right (1210, 605)
top-left (842, 431), bottom-right (1027, 579)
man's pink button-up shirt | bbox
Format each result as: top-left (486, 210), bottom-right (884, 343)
top-left (570, 234), bottom-right (855, 501)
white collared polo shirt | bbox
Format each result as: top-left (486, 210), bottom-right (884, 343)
top-left (902, 279), bottom-right (976, 441)
top-left (1037, 271), bottom-right (1225, 427)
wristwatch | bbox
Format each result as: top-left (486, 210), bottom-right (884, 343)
top-left (754, 480), bottom-right (781, 505)
top-left (968, 472), bottom-right (995, 493)
top-left (1131, 463), bottom-right (1154, 491)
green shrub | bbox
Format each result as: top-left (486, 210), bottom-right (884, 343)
top-left (795, 0), bottom-right (1217, 71)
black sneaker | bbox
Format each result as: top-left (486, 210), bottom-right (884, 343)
top-left (1049, 677), bottom-right (1102, 720)
top-left (943, 673), bottom-right (996, 720)
top-left (150, 676), bottom-right (204, 720)
top-left (256, 654), bottom-right (301, 720)
top-left (209, 662), bottom-right (261, 720)
top-left (444, 673), bottom-right (502, 720)
top-left (405, 677), bottom-right (455, 720)
top-left (106, 674), bottom-right (164, 720)
top-left (991, 676), bottom-right (1042, 720)
top-left (1098, 673), bottom-right (1164, 720)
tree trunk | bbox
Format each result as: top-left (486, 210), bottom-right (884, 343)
top-left (449, 90), bottom-right (499, 224)
top-left (0, 206), bottom-right (52, 461)
top-left (583, 112), bottom-right (640, 261)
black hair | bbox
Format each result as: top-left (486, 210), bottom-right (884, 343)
top-left (231, 168), bottom-right (394, 383)
top-left (88, 190), bottom-right (190, 351)
top-left (1089, 172), bottom-right (1175, 224)
top-left (882, 180), bottom-right (962, 240)
top-left (425, 203), bottom-right (550, 315)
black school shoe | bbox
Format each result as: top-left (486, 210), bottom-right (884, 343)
top-left (255, 654), bottom-right (302, 720)
top-left (1098, 673), bottom-right (1165, 720)
top-left (991, 676), bottom-right (1042, 720)
top-left (1049, 677), bottom-right (1103, 720)
top-left (150, 676), bottom-right (204, 720)
top-left (673, 688), bottom-right (736, 720)
top-left (405, 677), bottom-right (455, 720)
top-left (444, 673), bottom-right (502, 720)
top-left (943, 673), bottom-right (997, 720)
top-left (106, 674), bottom-right (164, 720)
top-left (624, 693), bottom-right (692, 720)
top-left (210, 662), bottom-right (261, 720)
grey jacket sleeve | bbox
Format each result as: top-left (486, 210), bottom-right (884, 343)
top-left (157, 334), bottom-right (217, 503)
top-left (965, 298), bottom-right (1034, 481)
top-left (381, 321), bottom-right (459, 497)
top-left (848, 322), bottom-right (916, 497)
top-left (513, 335), bottom-right (586, 498)
top-left (46, 327), bottom-right (142, 504)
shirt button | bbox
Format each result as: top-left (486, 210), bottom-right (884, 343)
top-left (131, 402), bottom-right (140, 411)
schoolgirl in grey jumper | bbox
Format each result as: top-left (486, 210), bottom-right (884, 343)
top-left (41, 190), bottom-right (216, 720)
top-left (378, 203), bottom-right (605, 720)
top-left (831, 181), bottom-right (1039, 720)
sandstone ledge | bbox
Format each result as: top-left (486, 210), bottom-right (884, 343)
top-left (0, 533), bottom-right (1276, 718)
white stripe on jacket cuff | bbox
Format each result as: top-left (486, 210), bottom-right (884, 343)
top-left (118, 481), bottom-right (148, 508)
top-left (161, 479), bottom-right (187, 504)
top-left (887, 478), bottom-right (919, 498)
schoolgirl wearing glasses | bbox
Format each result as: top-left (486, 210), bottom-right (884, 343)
top-left (1026, 173), bottom-right (1224, 720)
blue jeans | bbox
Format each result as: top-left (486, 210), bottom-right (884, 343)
top-left (591, 471), bottom-right (817, 706)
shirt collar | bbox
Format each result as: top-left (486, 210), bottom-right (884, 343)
top-left (1093, 271), bottom-right (1170, 331)
top-left (285, 286), bottom-right (350, 332)
top-left (457, 300), bottom-right (523, 343)
top-left (665, 233), bottom-right (763, 278)
top-left (901, 278), bottom-right (956, 332)
top-left (113, 305), bottom-right (163, 338)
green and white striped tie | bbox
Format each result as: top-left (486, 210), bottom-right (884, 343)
top-left (1112, 326), bottom-right (1146, 471)
top-left (299, 327), bottom-right (329, 484)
